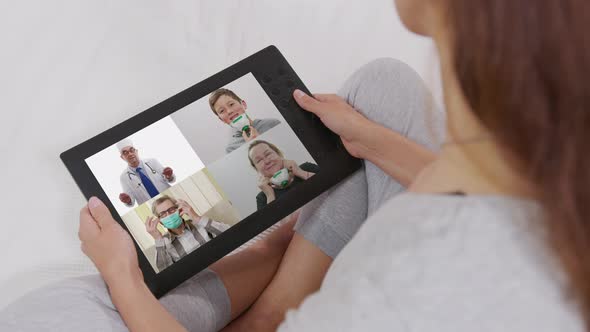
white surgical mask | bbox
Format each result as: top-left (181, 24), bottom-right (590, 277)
top-left (230, 114), bottom-right (251, 132)
top-left (270, 168), bottom-right (290, 188)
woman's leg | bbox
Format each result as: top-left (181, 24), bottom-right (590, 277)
top-left (0, 270), bottom-right (225, 332)
top-left (0, 218), bottom-right (296, 332)
top-left (337, 57), bottom-right (444, 213)
top-left (223, 58), bottom-right (445, 331)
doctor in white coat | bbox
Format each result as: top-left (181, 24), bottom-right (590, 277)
top-left (117, 139), bottom-right (176, 207)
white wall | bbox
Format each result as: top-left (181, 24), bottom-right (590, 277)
top-left (207, 122), bottom-right (315, 219)
top-left (85, 116), bottom-right (205, 216)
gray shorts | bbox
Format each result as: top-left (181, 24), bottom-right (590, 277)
top-left (0, 269), bottom-right (229, 332)
top-left (0, 58), bottom-right (443, 332)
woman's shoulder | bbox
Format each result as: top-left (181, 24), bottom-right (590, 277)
top-left (256, 191), bottom-right (267, 199)
top-left (256, 191), bottom-right (268, 210)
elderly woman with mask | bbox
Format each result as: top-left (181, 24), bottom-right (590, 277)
top-left (247, 140), bottom-right (319, 210)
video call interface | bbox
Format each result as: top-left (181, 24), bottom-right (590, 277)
top-left (86, 73), bottom-right (318, 273)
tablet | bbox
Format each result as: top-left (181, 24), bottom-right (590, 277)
top-left (60, 45), bottom-right (361, 298)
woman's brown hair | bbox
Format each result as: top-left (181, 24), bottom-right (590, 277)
top-left (449, 0), bottom-right (590, 325)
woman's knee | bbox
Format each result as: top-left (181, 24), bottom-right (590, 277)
top-left (338, 58), bottom-right (444, 150)
top-left (338, 58), bottom-right (426, 103)
top-left (160, 269), bottom-right (231, 332)
top-left (0, 275), bottom-right (126, 331)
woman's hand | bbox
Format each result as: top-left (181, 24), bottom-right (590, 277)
top-left (258, 175), bottom-right (276, 199)
top-left (177, 198), bottom-right (201, 222)
top-left (293, 90), bottom-right (373, 158)
top-left (79, 197), bottom-right (142, 286)
top-left (258, 175), bottom-right (273, 193)
top-left (145, 215), bottom-right (163, 240)
top-left (282, 159), bottom-right (309, 180)
top-left (294, 90), bottom-right (437, 187)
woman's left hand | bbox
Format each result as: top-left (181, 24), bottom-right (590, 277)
top-left (79, 197), bottom-right (142, 286)
top-left (283, 159), bottom-right (307, 179)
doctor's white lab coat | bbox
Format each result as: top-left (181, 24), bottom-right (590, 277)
top-left (119, 158), bottom-right (175, 206)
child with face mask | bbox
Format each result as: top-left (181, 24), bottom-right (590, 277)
top-left (209, 88), bottom-right (281, 154)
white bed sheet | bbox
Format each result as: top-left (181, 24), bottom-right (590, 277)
top-left (0, 0), bottom-right (441, 308)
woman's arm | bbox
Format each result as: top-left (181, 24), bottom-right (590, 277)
top-left (210, 213), bottom-right (298, 320)
top-left (109, 274), bottom-right (188, 332)
top-left (293, 90), bottom-right (436, 186)
top-left (350, 119), bottom-right (437, 186)
top-left (80, 199), bottom-right (187, 332)
top-left (222, 232), bottom-right (332, 332)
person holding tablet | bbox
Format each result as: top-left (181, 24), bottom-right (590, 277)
top-left (248, 140), bottom-right (319, 210)
top-left (209, 88), bottom-right (281, 153)
top-left (3, 1), bottom-right (587, 331)
top-left (117, 139), bottom-right (176, 207)
top-left (145, 195), bottom-right (230, 271)
top-left (0, 53), bottom-right (441, 331)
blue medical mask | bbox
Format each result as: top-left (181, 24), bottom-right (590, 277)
top-left (160, 211), bottom-right (183, 229)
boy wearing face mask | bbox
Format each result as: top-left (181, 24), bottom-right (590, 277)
top-left (145, 195), bottom-right (230, 271)
top-left (209, 88), bottom-right (281, 154)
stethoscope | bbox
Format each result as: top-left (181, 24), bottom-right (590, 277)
top-left (126, 162), bottom-right (157, 181)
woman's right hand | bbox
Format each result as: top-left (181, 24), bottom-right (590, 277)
top-left (145, 216), bottom-right (163, 240)
top-left (293, 89), bottom-right (373, 158)
top-left (80, 197), bottom-right (142, 287)
top-left (258, 175), bottom-right (275, 196)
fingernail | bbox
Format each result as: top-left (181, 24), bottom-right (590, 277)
top-left (294, 89), bottom-right (305, 98)
top-left (89, 197), bottom-right (102, 208)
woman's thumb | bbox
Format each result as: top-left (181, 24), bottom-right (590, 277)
top-left (293, 89), bottom-right (323, 115)
top-left (88, 197), bottom-right (115, 228)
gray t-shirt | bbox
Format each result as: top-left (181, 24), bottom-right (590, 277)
top-left (225, 118), bottom-right (281, 154)
top-left (279, 193), bottom-right (584, 331)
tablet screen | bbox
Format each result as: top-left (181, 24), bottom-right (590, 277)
top-left (85, 73), bottom-right (318, 273)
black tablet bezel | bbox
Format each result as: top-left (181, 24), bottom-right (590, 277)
top-left (60, 45), bottom-right (361, 298)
